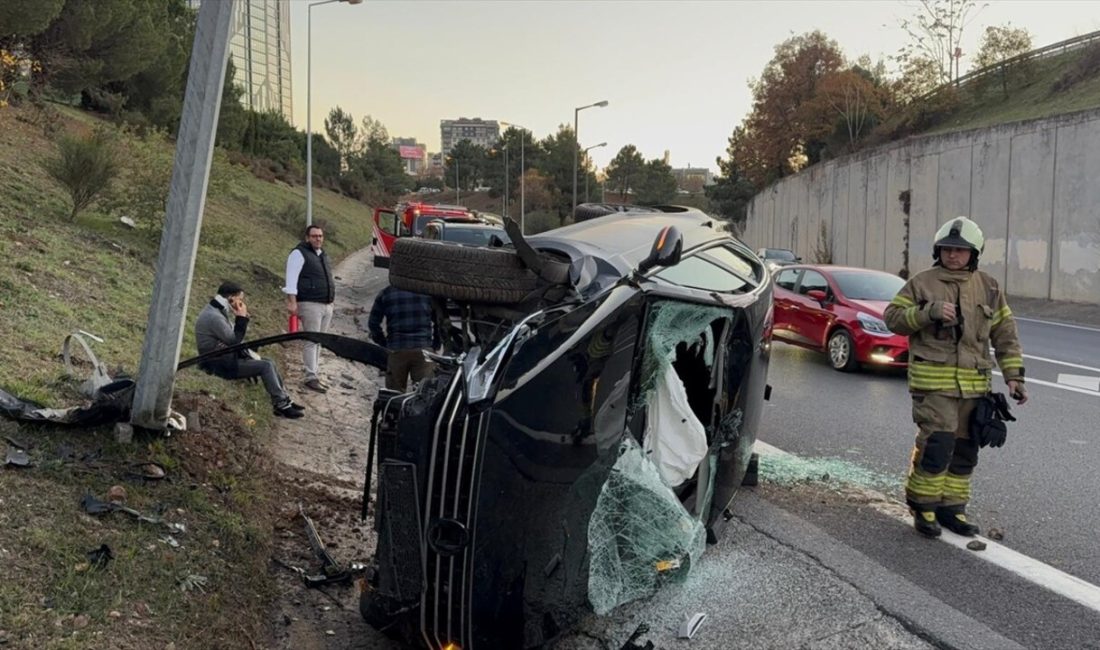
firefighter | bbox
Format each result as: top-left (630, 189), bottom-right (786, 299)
top-left (884, 216), bottom-right (1028, 538)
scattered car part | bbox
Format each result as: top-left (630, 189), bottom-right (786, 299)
top-left (127, 461), bottom-right (167, 481)
top-left (299, 504), bottom-right (353, 587)
top-left (62, 330), bottom-right (113, 398)
top-left (79, 493), bottom-right (185, 534)
top-left (4, 447), bottom-right (31, 468)
top-left (87, 544), bottom-right (114, 569)
top-left (678, 612), bottom-right (707, 639)
top-left (179, 573), bottom-right (208, 593)
top-left (621, 623), bottom-right (655, 650)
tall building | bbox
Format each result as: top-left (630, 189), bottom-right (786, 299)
top-left (186, 0), bottom-right (293, 120)
top-left (440, 118), bottom-right (500, 154)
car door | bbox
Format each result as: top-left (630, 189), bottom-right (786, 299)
top-left (371, 208), bottom-right (398, 268)
top-left (771, 268), bottom-right (802, 339)
top-left (792, 269), bottom-right (833, 349)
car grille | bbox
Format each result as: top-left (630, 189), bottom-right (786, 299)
top-left (420, 373), bottom-right (487, 650)
top-left (377, 460), bottom-right (423, 602)
top-left (896, 350), bottom-right (909, 363)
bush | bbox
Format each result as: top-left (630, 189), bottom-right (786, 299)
top-left (100, 129), bottom-right (173, 237)
top-left (42, 128), bottom-right (119, 221)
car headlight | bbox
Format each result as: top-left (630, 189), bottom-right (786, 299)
top-left (857, 312), bottom-right (892, 336)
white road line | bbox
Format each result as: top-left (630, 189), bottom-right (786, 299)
top-left (754, 441), bottom-right (1100, 615)
top-left (1057, 374), bottom-right (1100, 391)
top-left (1022, 354), bottom-right (1100, 374)
top-left (1015, 317), bottom-right (1100, 333)
top-left (992, 371), bottom-right (1100, 398)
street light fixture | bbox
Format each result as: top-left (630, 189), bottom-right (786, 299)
top-left (582, 142), bottom-right (607, 203)
top-left (572, 99), bottom-right (608, 217)
top-left (306, 0), bottom-right (362, 227)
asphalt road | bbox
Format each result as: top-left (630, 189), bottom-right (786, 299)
top-left (760, 318), bottom-right (1100, 586)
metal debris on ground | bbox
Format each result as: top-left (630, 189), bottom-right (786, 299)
top-left (677, 612), bottom-right (707, 639)
top-left (179, 573), bottom-right (208, 593)
top-left (299, 504), bottom-right (357, 587)
top-left (4, 447), bottom-right (31, 468)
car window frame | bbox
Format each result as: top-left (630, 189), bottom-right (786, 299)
top-left (774, 268), bottom-right (802, 292)
top-left (794, 269), bottom-right (830, 297)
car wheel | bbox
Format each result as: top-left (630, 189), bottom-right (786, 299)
top-left (389, 237), bottom-right (541, 304)
top-left (827, 329), bottom-right (858, 372)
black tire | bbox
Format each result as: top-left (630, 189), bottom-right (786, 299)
top-left (389, 237), bottom-right (540, 304)
top-left (826, 329), bottom-right (859, 372)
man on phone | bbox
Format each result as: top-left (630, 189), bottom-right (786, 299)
top-left (195, 281), bottom-right (304, 419)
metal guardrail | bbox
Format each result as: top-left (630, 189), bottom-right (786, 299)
top-left (915, 29), bottom-right (1100, 102)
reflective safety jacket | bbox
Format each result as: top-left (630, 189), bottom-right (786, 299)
top-left (884, 266), bottom-right (1024, 397)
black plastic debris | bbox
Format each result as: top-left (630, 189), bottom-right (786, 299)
top-left (86, 544), bottom-right (114, 569)
top-left (80, 493), bottom-right (185, 534)
top-left (621, 623), bottom-right (655, 650)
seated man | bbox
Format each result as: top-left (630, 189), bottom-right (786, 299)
top-left (195, 281), bottom-right (304, 419)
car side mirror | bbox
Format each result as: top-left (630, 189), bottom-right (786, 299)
top-left (795, 256), bottom-right (803, 262)
top-left (636, 226), bottom-right (683, 275)
top-left (806, 289), bottom-right (828, 302)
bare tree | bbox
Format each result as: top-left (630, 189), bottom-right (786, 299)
top-left (897, 0), bottom-right (987, 85)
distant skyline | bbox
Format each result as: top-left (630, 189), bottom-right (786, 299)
top-left (289, 1), bottom-right (1100, 172)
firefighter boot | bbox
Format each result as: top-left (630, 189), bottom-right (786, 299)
top-left (937, 505), bottom-right (980, 537)
top-left (912, 509), bottom-right (941, 538)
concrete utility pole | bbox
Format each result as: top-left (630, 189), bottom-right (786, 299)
top-left (131, 0), bottom-right (235, 431)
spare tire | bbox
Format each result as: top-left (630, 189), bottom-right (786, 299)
top-left (389, 238), bottom-right (541, 304)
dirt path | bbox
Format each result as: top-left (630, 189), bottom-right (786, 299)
top-left (264, 246), bottom-right (399, 650)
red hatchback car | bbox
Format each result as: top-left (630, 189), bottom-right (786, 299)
top-left (771, 264), bottom-right (909, 371)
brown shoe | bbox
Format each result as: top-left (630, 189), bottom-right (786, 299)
top-left (303, 378), bottom-right (327, 393)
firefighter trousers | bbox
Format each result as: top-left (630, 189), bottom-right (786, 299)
top-left (906, 393), bottom-right (979, 510)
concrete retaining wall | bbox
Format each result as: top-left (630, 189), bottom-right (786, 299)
top-left (744, 109), bottom-right (1100, 304)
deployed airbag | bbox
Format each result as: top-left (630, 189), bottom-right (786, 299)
top-left (643, 368), bottom-right (707, 487)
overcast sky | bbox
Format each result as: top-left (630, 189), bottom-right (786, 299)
top-left (288, 0), bottom-right (1100, 172)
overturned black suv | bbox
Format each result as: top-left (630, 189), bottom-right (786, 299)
top-left (362, 206), bottom-right (773, 648)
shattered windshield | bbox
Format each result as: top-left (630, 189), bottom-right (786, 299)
top-left (587, 437), bottom-right (707, 615)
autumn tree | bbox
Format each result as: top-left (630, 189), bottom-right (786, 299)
top-left (733, 31), bottom-right (845, 187)
top-left (974, 24), bottom-right (1033, 97)
top-left (896, 0), bottom-right (986, 85)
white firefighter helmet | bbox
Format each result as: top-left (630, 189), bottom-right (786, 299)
top-left (933, 216), bottom-right (984, 267)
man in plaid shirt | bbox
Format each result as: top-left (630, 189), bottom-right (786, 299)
top-left (367, 285), bottom-right (440, 391)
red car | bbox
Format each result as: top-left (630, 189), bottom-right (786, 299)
top-left (771, 264), bottom-right (909, 371)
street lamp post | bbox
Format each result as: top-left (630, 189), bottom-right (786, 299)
top-left (501, 122), bottom-right (529, 234)
top-left (582, 142), bottom-right (607, 203)
top-left (307, 0), bottom-right (361, 227)
top-left (572, 99), bottom-right (608, 217)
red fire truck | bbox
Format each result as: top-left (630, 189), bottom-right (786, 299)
top-left (370, 202), bottom-right (479, 268)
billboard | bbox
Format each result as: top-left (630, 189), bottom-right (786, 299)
top-left (399, 145), bottom-right (425, 160)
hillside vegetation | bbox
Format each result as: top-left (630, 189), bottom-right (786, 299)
top-left (0, 103), bottom-right (374, 649)
top-left (922, 44), bottom-right (1100, 135)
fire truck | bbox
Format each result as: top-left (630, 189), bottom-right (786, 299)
top-left (370, 202), bottom-right (479, 268)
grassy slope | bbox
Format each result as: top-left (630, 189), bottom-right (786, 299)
top-left (925, 47), bottom-right (1100, 135)
top-left (0, 104), bottom-right (373, 649)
